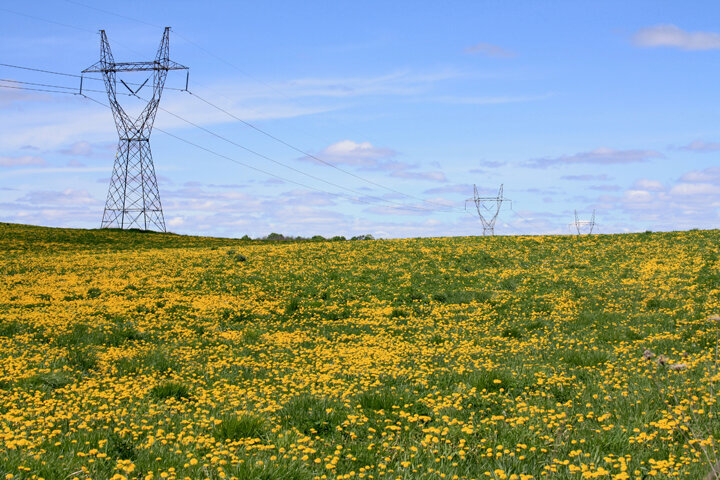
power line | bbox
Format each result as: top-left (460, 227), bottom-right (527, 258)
top-left (0, 62), bottom-right (86, 79)
top-left (56, 1), bottom-right (464, 213)
top-left (0, 63), bottom-right (457, 213)
top-left (64, 0), bottom-right (159, 29)
top-left (465, 184), bottom-right (508, 236)
top-left (186, 91), bottom-right (464, 213)
top-left (63, 0), bottom-right (291, 99)
top-left (1, 5), bottom-right (151, 60)
top-left (86, 27), bottom-right (186, 232)
top-left (81, 93), bottom-right (430, 213)
top-left (0, 83), bottom-right (78, 95)
top-left (0, 62), bottom-right (185, 92)
top-left (0, 7), bottom-right (519, 230)
top-left (0, 77), bottom-right (123, 95)
top-left (136, 93), bottom-right (442, 213)
top-left (0, 78), bottom-right (77, 90)
top-left (510, 203), bottom-right (532, 222)
top-left (0, 81), bottom-right (459, 214)
top-left (0, 6), bottom-right (95, 34)
top-left (7, 4), bottom-right (465, 214)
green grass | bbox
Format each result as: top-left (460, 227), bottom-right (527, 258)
top-left (1, 223), bottom-right (719, 479)
top-left (214, 413), bottom-right (267, 440)
top-left (150, 380), bottom-right (191, 401)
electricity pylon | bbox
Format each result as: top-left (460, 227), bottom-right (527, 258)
top-left (573, 209), bottom-right (596, 235)
top-left (466, 184), bottom-right (508, 236)
top-left (83, 27), bottom-right (187, 231)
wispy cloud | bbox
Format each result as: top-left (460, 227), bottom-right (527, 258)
top-left (0, 155), bottom-right (45, 167)
top-left (679, 166), bottom-right (720, 183)
top-left (0, 69), bottom-right (464, 150)
top-left (0, 166), bottom-right (107, 179)
top-left (185, 70), bottom-right (461, 108)
top-left (276, 70), bottom-right (461, 98)
top-left (464, 42), bottom-right (516, 58)
top-left (57, 141), bottom-right (110, 157)
top-left (423, 184), bottom-right (472, 195)
top-left (390, 170), bottom-right (446, 182)
top-left (632, 24), bottom-right (720, 51)
top-left (525, 147), bottom-right (663, 168)
top-left (588, 185), bottom-right (621, 192)
top-left (430, 93), bottom-right (552, 105)
top-left (675, 139), bottom-right (720, 152)
top-left (0, 86), bottom-right (53, 106)
top-left (561, 174), bottom-right (612, 181)
top-left (669, 182), bottom-right (720, 196)
top-left (18, 188), bottom-right (99, 206)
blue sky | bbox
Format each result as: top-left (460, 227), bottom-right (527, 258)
top-left (1, 0), bottom-right (720, 238)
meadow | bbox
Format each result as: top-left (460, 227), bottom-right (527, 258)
top-left (0, 222), bottom-right (718, 480)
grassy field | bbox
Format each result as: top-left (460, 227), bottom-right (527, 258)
top-left (0, 222), bottom-right (719, 480)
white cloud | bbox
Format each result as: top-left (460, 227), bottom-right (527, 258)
top-left (669, 182), bottom-right (720, 196)
top-left (623, 189), bottom-right (654, 203)
top-left (633, 24), bottom-right (720, 51)
top-left (301, 140), bottom-right (446, 184)
top-left (167, 216), bottom-right (185, 227)
top-left (0, 155), bottom-right (45, 167)
top-left (596, 165), bottom-right (720, 232)
top-left (464, 42), bottom-right (516, 58)
top-left (316, 140), bottom-right (396, 167)
top-left (634, 179), bottom-right (664, 191)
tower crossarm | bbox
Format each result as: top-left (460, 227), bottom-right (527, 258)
top-left (83, 60), bottom-right (188, 73)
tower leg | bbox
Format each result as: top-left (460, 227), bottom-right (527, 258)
top-left (138, 140), bottom-right (166, 231)
top-left (101, 138), bottom-right (166, 232)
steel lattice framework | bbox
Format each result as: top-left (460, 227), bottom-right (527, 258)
top-left (573, 209), bottom-right (597, 235)
top-left (466, 184), bottom-right (508, 236)
top-left (83, 27), bottom-right (187, 231)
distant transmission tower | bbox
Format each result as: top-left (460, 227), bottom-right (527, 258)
top-left (83, 27), bottom-right (187, 231)
top-left (466, 184), bottom-right (508, 236)
top-left (573, 209), bottom-right (596, 235)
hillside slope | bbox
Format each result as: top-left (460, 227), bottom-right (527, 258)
top-left (1, 223), bottom-right (719, 479)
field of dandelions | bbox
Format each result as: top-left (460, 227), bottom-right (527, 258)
top-left (0, 223), bottom-right (719, 480)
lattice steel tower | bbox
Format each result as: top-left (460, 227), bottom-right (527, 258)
top-left (83, 27), bottom-right (187, 231)
top-left (466, 184), bottom-right (508, 236)
top-left (573, 209), bottom-right (597, 235)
